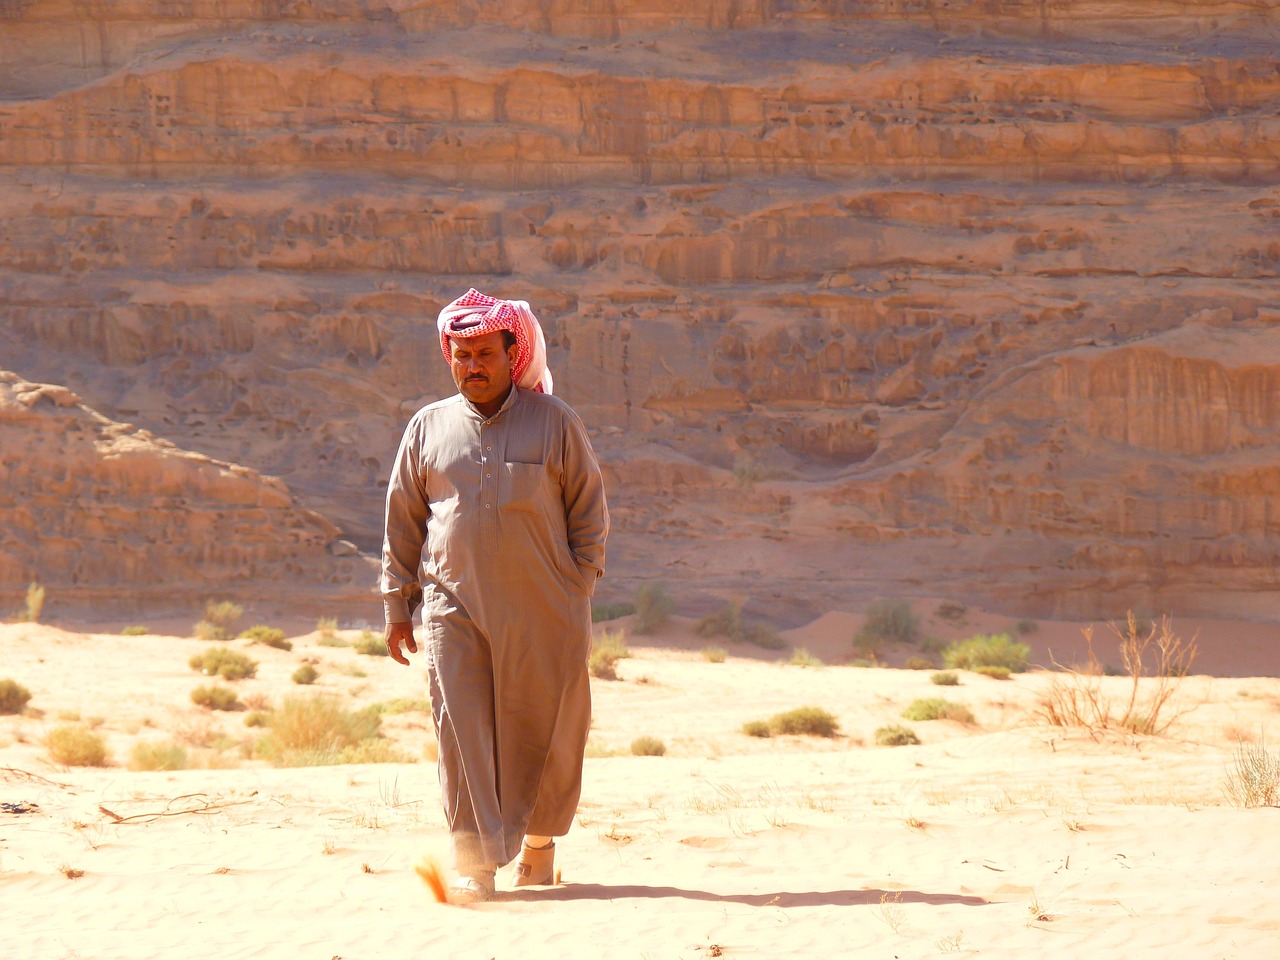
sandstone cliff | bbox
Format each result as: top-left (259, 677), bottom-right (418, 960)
top-left (1, 1), bottom-right (1277, 622)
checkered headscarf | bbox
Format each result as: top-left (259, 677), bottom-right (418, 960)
top-left (436, 288), bottom-right (552, 394)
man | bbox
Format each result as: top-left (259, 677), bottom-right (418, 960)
top-left (381, 288), bottom-right (608, 903)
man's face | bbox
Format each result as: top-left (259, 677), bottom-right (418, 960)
top-left (450, 330), bottom-right (517, 413)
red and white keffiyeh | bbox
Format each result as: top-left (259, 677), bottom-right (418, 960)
top-left (436, 288), bottom-right (553, 394)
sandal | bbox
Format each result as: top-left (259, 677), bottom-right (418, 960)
top-left (511, 840), bottom-right (555, 887)
top-left (449, 870), bottom-right (496, 904)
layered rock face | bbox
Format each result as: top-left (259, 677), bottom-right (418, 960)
top-left (0, 372), bottom-right (375, 613)
top-left (1, 1), bottom-right (1277, 621)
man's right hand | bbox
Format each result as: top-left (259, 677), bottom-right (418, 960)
top-left (385, 621), bottom-right (418, 666)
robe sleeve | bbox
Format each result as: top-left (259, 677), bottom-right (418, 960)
top-left (380, 415), bottom-right (429, 623)
top-left (560, 410), bottom-right (609, 593)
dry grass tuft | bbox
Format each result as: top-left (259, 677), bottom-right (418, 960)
top-left (1032, 612), bottom-right (1198, 736)
top-left (46, 725), bottom-right (110, 767)
top-left (1224, 736), bottom-right (1280, 808)
top-left (0, 677), bottom-right (33, 714)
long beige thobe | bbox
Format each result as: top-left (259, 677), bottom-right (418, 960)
top-left (381, 386), bottom-right (608, 869)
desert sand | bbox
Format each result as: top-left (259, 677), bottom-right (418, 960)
top-left (2, 604), bottom-right (1278, 960)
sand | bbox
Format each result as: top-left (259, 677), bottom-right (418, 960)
top-left (2, 605), bottom-right (1278, 960)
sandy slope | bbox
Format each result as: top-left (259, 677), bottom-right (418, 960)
top-left (2, 607), bottom-right (1278, 960)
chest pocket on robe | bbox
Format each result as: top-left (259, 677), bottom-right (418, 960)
top-left (500, 461), bottom-right (550, 514)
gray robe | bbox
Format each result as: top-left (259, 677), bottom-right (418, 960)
top-left (381, 386), bottom-right (608, 869)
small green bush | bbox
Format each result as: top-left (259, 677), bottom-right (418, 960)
top-left (22, 582), bottom-right (46, 623)
top-left (0, 678), bottom-right (33, 715)
top-left (589, 629), bottom-right (629, 680)
top-left (788, 647), bottom-right (823, 667)
top-left (241, 625), bottom-right (291, 650)
top-left (46, 725), bottom-right (109, 766)
top-left (369, 697), bottom-right (432, 715)
top-left (631, 736), bottom-right (666, 756)
top-left (191, 684), bottom-right (241, 711)
top-left (244, 711), bottom-right (272, 728)
top-left (702, 646), bottom-right (727, 663)
top-left (316, 617), bottom-right (339, 641)
top-left (974, 665), bottom-right (1012, 680)
top-left (121, 625), bottom-right (151, 636)
top-left (353, 632), bottom-right (389, 657)
top-left (317, 633), bottom-right (350, 648)
top-left (633, 582), bottom-right (675, 635)
top-left (189, 647), bottom-right (258, 681)
top-left (588, 647), bottom-right (620, 680)
top-left (695, 599), bottom-right (784, 650)
top-left (194, 600), bottom-right (243, 640)
top-left (591, 600), bottom-right (636, 623)
top-left (771, 706), bottom-right (839, 737)
top-left (943, 633), bottom-right (1030, 673)
top-left (292, 664), bottom-right (319, 685)
top-left (904, 657), bottom-right (935, 671)
top-left (902, 698), bottom-right (976, 724)
top-left (931, 671), bottom-right (960, 686)
top-left (128, 739), bottom-right (188, 771)
top-left (875, 725), bottom-right (921, 747)
top-left (747, 706), bottom-right (840, 739)
top-left (255, 696), bottom-right (388, 767)
top-left (854, 599), bottom-right (920, 657)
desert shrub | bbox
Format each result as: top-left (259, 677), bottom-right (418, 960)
top-left (317, 633), bottom-right (350, 648)
top-left (904, 657), bottom-right (935, 671)
top-left (902, 698), bottom-right (975, 724)
top-left (854, 600), bottom-right (920, 657)
top-left (974, 665), bottom-right (1012, 680)
top-left (588, 647), bottom-right (620, 680)
top-left (631, 736), bottom-right (666, 756)
top-left (189, 647), bottom-right (258, 681)
top-left (255, 696), bottom-right (387, 766)
top-left (241, 625), bottom-right (291, 651)
top-left (21, 582), bottom-right (46, 623)
top-left (46, 725), bottom-right (109, 766)
top-left (695, 599), bottom-right (784, 650)
top-left (589, 629), bottom-right (629, 680)
top-left (292, 664), bottom-right (319, 685)
top-left (702, 646), bottom-right (727, 663)
top-left (194, 600), bottom-right (243, 641)
top-left (788, 647), bottom-right (823, 667)
top-left (1015, 618), bottom-right (1039, 635)
top-left (353, 632), bottom-right (389, 657)
top-left (742, 720), bottom-right (772, 738)
top-left (591, 600), bottom-right (636, 623)
top-left (875, 725), bottom-right (920, 747)
top-left (943, 633), bottom-right (1030, 673)
top-left (316, 617), bottom-right (338, 641)
top-left (121, 625), bottom-right (150, 636)
top-left (0, 678), bottom-right (33, 714)
top-left (930, 671), bottom-right (960, 686)
top-left (370, 697), bottom-right (432, 715)
top-left (1224, 737), bottom-right (1280, 808)
top-left (758, 706), bottom-right (840, 738)
top-left (1032, 614), bottom-right (1198, 736)
top-left (244, 711), bottom-right (272, 728)
top-left (191, 684), bottom-right (241, 711)
top-left (128, 739), bottom-right (188, 771)
top-left (633, 582), bottom-right (675, 634)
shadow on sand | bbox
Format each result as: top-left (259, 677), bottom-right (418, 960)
top-left (501, 883), bottom-right (990, 908)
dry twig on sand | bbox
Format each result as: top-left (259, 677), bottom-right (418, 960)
top-left (98, 792), bottom-right (256, 824)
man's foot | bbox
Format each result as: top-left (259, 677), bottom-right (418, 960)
top-left (511, 840), bottom-right (555, 887)
top-left (449, 868), bottom-right (496, 904)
